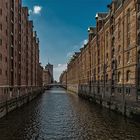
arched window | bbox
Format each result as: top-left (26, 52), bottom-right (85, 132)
top-left (118, 18), bottom-right (121, 39)
top-left (138, 51), bottom-right (140, 63)
top-left (118, 72), bottom-right (121, 82)
top-left (101, 75), bottom-right (103, 82)
top-left (126, 70), bottom-right (131, 82)
top-left (106, 74), bottom-right (108, 83)
top-left (138, 33), bottom-right (140, 46)
top-left (138, 16), bottom-right (140, 30)
top-left (118, 55), bottom-right (121, 65)
top-left (112, 48), bottom-right (115, 58)
top-left (127, 51), bottom-right (130, 63)
top-left (118, 45), bottom-right (121, 52)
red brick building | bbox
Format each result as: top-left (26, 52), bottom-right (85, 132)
top-left (0, 0), bottom-right (43, 102)
top-left (60, 0), bottom-right (140, 117)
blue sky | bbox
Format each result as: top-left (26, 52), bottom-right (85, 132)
top-left (22, 0), bottom-right (111, 81)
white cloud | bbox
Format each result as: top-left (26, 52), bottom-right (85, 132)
top-left (54, 39), bottom-right (88, 81)
top-left (54, 64), bottom-right (67, 81)
top-left (29, 5), bottom-right (42, 15)
top-left (33, 6), bottom-right (42, 14)
top-left (66, 52), bottom-right (74, 58)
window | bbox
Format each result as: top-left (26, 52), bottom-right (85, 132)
top-left (138, 16), bottom-right (140, 30)
top-left (138, 4), bottom-right (140, 12)
top-left (0, 53), bottom-right (2, 61)
top-left (118, 45), bottom-right (121, 52)
top-left (6, 16), bottom-right (8, 22)
top-left (138, 68), bottom-right (140, 85)
top-left (126, 70), bottom-right (131, 82)
top-left (126, 88), bottom-right (130, 94)
top-left (127, 51), bottom-right (130, 63)
top-left (127, 9), bottom-right (130, 31)
top-left (0, 24), bottom-right (2, 30)
top-left (118, 56), bottom-right (121, 65)
top-left (118, 18), bottom-right (121, 39)
top-left (118, 88), bottom-right (122, 93)
top-left (0, 39), bottom-right (2, 45)
top-left (0, 69), bottom-right (2, 75)
top-left (118, 72), bottom-right (121, 82)
top-left (5, 71), bottom-right (7, 76)
top-left (6, 29), bottom-right (8, 36)
top-left (106, 74), bottom-right (108, 83)
top-left (127, 9), bottom-right (130, 47)
top-left (112, 48), bottom-right (115, 58)
top-left (5, 57), bottom-right (7, 62)
top-left (106, 31), bottom-right (109, 48)
top-left (138, 33), bottom-right (140, 46)
top-left (0, 9), bottom-right (2, 15)
top-left (106, 53), bottom-right (108, 62)
top-left (138, 51), bottom-right (140, 63)
top-left (6, 3), bottom-right (8, 9)
top-left (101, 75), bottom-right (103, 82)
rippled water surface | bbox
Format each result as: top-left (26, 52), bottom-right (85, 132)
top-left (0, 87), bottom-right (140, 140)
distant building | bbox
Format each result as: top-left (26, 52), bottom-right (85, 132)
top-left (43, 69), bottom-right (52, 86)
top-left (59, 70), bottom-right (67, 88)
top-left (45, 63), bottom-right (53, 82)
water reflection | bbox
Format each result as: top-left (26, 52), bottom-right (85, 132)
top-left (0, 87), bottom-right (140, 140)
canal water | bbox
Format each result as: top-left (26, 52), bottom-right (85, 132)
top-left (0, 87), bottom-right (140, 140)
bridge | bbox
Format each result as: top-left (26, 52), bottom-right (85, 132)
top-left (44, 83), bottom-right (67, 89)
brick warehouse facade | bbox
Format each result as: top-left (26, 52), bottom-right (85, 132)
top-left (60, 0), bottom-right (140, 117)
top-left (59, 70), bottom-right (67, 88)
top-left (0, 0), bottom-right (43, 115)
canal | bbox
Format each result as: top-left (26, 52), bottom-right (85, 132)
top-left (0, 87), bottom-right (140, 140)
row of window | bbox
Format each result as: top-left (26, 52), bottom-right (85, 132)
top-left (117, 87), bottom-right (131, 94)
top-left (118, 70), bottom-right (131, 82)
top-left (105, 9), bottom-right (131, 47)
top-left (93, 70), bottom-right (131, 83)
top-left (94, 70), bottom-right (131, 83)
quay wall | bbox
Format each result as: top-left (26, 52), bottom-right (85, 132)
top-left (77, 85), bottom-right (140, 120)
top-left (0, 86), bottom-right (44, 119)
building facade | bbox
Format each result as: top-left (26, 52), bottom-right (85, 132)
top-left (0, 0), bottom-right (42, 103)
top-left (43, 69), bottom-right (52, 86)
top-left (59, 70), bottom-right (67, 88)
top-left (45, 63), bottom-right (53, 82)
top-left (60, 0), bottom-right (140, 117)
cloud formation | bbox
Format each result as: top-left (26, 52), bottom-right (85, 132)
top-left (29, 5), bottom-right (42, 15)
top-left (54, 64), bottom-right (67, 81)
